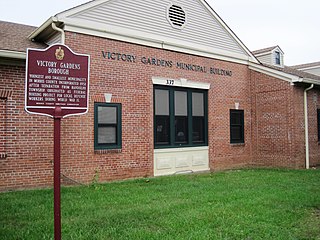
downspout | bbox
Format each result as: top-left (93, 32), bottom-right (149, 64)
top-left (304, 83), bottom-right (314, 169)
top-left (51, 22), bottom-right (65, 45)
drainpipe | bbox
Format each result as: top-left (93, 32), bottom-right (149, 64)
top-left (304, 84), bottom-right (314, 169)
top-left (51, 22), bottom-right (65, 45)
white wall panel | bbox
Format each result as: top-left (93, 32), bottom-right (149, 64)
top-left (154, 147), bottom-right (209, 176)
top-left (68, 0), bottom-right (247, 55)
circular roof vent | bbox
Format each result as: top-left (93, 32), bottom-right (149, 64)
top-left (167, 4), bottom-right (186, 29)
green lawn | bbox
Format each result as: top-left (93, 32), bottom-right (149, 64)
top-left (1, 169), bottom-right (320, 239)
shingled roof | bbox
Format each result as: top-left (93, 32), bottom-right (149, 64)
top-left (0, 21), bottom-right (46, 53)
top-left (262, 63), bottom-right (320, 81)
top-left (290, 61), bottom-right (320, 70)
top-left (251, 46), bottom-right (279, 55)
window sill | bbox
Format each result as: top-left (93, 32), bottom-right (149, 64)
top-left (0, 153), bottom-right (7, 159)
top-left (230, 143), bottom-right (245, 146)
top-left (94, 149), bottom-right (122, 154)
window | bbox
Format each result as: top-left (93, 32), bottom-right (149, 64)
top-left (154, 86), bottom-right (207, 148)
top-left (230, 109), bottom-right (244, 144)
top-left (94, 103), bottom-right (121, 149)
top-left (318, 109), bottom-right (320, 142)
top-left (275, 51), bottom-right (281, 65)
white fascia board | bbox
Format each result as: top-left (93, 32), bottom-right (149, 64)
top-left (249, 62), bottom-right (300, 83)
top-left (0, 50), bottom-right (26, 59)
top-left (273, 46), bottom-right (284, 55)
top-left (254, 51), bottom-right (272, 57)
top-left (297, 65), bottom-right (320, 71)
top-left (292, 77), bottom-right (320, 86)
top-left (163, 42), bottom-right (251, 65)
top-left (28, 17), bottom-right (57, 40)
top-left (63, 19), bottom-right (254, 65)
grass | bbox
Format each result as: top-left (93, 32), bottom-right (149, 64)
top-left (1, 168), bottom-right (320, 239)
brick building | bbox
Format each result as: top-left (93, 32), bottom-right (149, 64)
top-left (0, 0), bottom-right (319, 190)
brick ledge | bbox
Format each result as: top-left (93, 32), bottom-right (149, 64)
top-left (94, 149), bottom-right (122, 154)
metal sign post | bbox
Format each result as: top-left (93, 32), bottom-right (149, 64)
top-left (53, 106), bottom-right (62, 240)
top-left (25, 44), bottom-right (90, 240)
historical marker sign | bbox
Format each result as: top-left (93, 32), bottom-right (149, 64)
top-left (25, 44), bottom-right (90, 240)
top-left (25, 44), bottom-right (90, 118)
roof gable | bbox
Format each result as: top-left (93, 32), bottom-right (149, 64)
top-left (51, 0), bottom-right (256, 64)
top-left (252, 45), bottom-right (284, 56)
top-left (252, 45), bottom-right (284, 68)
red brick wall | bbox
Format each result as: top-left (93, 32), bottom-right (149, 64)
top-left (308, 89), bottom-right (320, 167)
top-left (62, 32), bottom-right (253, 183)
top-left (0, 65), bottom-right (54, 190)
top-left (250, 70), bottom-right (296, 168)
top-left (292, 86), bottom-right (320, 168)
top-left (2, 31), bottom-right (318, 190)
top-left (250, 70), bottom-right (320, 168)
top-left (0, 99), bottom-right (6, 156)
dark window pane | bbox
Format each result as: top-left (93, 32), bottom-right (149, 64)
top-left (154, 87), bottom-right (207, 148)
top-left (230, 112), bottom-right (241, 125)
top-left (275, 51), bottom-right (281, 65)
top-left (175, 116), bottom-right (188, 144)
top-left (175, 91), bottom-right (187, 116)
top-left (155, 116), bottom-right (170, 144)
top-left (231, 126), bottom-right (242, 141)
top-left (98, 106), bottom-right (117, 124)
top-left (193, 116), bottom-right (204, 143)
top-left (230, 110), bottom-right (244, 143)
top-left (192, 92), bottom-right (204, 116)
top-left (155, 89), bottom-right (169, 115)
top-left (98, 126), bottom-right (116, 144)
top-left (94, 103), bottom-right (122, 150)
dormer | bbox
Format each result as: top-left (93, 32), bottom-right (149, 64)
top-left (252, 46), bottom-right (284, 68)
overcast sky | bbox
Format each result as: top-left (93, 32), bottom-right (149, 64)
top-left (0, 0), bottom-right (319, 66)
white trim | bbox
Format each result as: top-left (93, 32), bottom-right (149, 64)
top-left (28, 17), bottom-right (56, 40)
top-left (253, 51), bottom-right (272, 57)
top-left (296, 65), bottom-right (320, 71)
top-left (154, 146), bottom-right (209, 153)
top-left (199, 0), bottom-right (258, 63)
top-left (52, 0), bottom-right (258, 64)
top-left (249, 63), bottom-right (300, 83)
top-left (293, 77), bottom-right (320, 85)
top-left (273, 46), bottom-right (284, 55)
top-left (0, 50), bottom-right (26, 59)
top-left (304, 84), bottom-right (314, 169)
top-left (249, 63), bottom-right (320, 86)
top-left (53, 0), bottom-right (256, 64)
top-left (63, 20), bottom-right (254, 65)
top-left (152, 77), bottom-right (210, 89)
